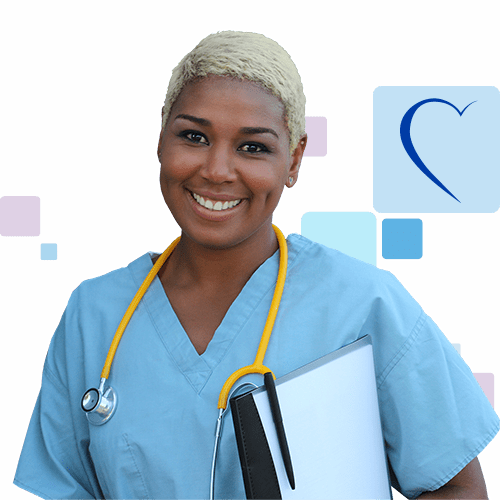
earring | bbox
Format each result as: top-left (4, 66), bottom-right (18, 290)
top-left (288, 176), bottom-right (294, 186)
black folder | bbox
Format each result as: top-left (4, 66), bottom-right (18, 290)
top-left (230, 391), bottom-right (282, 499)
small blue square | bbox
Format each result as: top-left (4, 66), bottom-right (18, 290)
top-left (382, 219), bottom-right (422, 259)
top-left (41, 243), bottom-right (57, 260)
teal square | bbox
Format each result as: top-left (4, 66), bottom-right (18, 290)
top-left (382, 219), bottom-right (422, 259)
top-left (41, 243), bottom-right (57, 260)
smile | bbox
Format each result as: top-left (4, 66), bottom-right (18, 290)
top-left (191, 192), bottom-right (242, 211)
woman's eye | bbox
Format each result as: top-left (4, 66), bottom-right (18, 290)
top-left (183, 131), bottom-right (208, 144)
top-left (239, 143), bottom-right (269, 153)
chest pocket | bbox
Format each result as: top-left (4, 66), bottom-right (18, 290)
top-left (89, 430), bottom-right (151, 500)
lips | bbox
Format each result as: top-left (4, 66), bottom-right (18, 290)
top-left (187, 189), bottom-right (243, 211)
top-left (186, 189), bottom-right (245, 221)
top-left (190, 190), bottom-right (243, 212)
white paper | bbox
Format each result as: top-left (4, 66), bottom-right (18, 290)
top-left (251, 337), bottom-right (392, 500)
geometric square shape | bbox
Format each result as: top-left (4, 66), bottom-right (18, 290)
top-left (374, 86), bottom-right (500, 213)
top-left (473, 373), bottom-right (494, 409)
top-left (382, 218), bottom-right (422, 259)
top-left (0, 196), bottom-right (40, 236)
top-left (41, 243), bottom-right (57, 260)
top-left (301, 212), bottom-right (377, 266)
top-left (304, 117), bottom-right (327, 157)
top-left (452, 343), bottom-right (461, 355)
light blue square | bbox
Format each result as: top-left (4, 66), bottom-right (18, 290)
top-left (382, 219), bottom-right (422, 259)
top-left (301, 212), bottom-right (376, 266)
top-left (374, 86), bottom-right (500, 213)
top-left (41, 243), bottom-right (57, 260)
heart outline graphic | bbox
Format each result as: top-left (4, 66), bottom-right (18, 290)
top-left (400, 98), bottom-right (476, 203)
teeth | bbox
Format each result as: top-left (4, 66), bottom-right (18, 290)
top-left (192, 192), bottom-right (241, 211)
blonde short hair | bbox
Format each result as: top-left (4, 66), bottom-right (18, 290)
top-left (161, 31), bottom-right (306, 154)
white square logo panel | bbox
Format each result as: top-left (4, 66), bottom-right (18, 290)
top-left (373, 87), bottom-right (500, 213)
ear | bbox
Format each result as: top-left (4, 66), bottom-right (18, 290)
top-left (286, 133), bottom-right (307, 187)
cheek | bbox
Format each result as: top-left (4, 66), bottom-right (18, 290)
top-left (246, 161), bottom-right (288, 197)
top-left (160, 151), bottom-right (198, 183)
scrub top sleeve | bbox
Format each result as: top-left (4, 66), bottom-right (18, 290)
top-left (378, 312), bottom-right (499, 499)
top-left (14, 311), bottom-right (103, 500)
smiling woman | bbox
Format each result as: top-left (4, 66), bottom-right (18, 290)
top-left (155, 74), bottom-right (302, 354)
top-left (158, 76), bottom-right (303, 253)
top-left (148, 32), bottom-right (307, 360)
top-left (14, 31), bottom-right (498, 500)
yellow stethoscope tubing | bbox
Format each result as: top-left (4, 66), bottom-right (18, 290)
top-left (100, 236), bottom-right (181, 380)
top-left (99, 224), bottom-right (287, 411)
top-left (217, 225), bottom-right (287, 409)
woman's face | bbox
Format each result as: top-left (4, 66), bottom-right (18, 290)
top-left (158, 75), bottom-right (305, 250)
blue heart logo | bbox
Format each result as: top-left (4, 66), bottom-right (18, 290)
top-left (400, 98), bottom-right (476, 203)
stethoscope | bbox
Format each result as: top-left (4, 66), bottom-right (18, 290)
top-left (81, 224), bottom-right (288, 498)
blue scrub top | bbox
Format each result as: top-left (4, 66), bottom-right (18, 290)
top-left (14, 234), bottom-right (499, 500)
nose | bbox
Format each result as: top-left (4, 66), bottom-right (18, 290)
top-left (199, 143), bottom-right (237, 184)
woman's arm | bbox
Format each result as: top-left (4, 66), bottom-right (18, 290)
top-left (417, 457), bottom-right (488, 499)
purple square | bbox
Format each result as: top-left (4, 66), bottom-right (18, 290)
top-left (474, 373), bottom-right (494, 408)
top-left (0, 196), bottom-right (40, 236)
top-left (304, 117), bottom-right (327, 157)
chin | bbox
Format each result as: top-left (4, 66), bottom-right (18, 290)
top-left (182, 219), bottom-right (272, 252)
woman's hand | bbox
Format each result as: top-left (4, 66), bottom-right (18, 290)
top-left (417, 457), bottom-right (488, 498)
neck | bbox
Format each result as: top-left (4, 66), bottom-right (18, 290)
top-left (161, 224), bottom-right (280, 290)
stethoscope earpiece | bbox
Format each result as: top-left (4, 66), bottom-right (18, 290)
top-left (82, 379), bottom-right (117, 426)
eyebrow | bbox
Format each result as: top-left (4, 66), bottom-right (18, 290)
top-left (174, 114), bottom-right (279, 139)
top-left (239, 127), bottom-right (279, 139)
top-left (174, 114), bottom-right (210, 126)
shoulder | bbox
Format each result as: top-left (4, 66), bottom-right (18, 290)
top-left (67, 252), bottom-right (153, 314)
top-left (45, 252), bottom-right (154, 382)
top-left (285, 234), bottom-right (425, 370)
top-left (286, 233), bottom-right (413, 305)
top-left (71, 252), bottom-right (154, 296)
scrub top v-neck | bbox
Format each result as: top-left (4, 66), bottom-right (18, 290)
top-left (131, 242), bottom-right (282, 394)
top-left (14, 234), bottom-right (499, 500)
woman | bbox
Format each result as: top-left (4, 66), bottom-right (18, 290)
top-left (14, 31), bottom-right (498, 499)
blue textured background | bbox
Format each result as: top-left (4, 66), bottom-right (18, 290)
top-left (0, 0), bottom-right (500, 499)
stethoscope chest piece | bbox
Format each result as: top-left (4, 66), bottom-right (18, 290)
top-left (81, 381), bottom-right (117, 426)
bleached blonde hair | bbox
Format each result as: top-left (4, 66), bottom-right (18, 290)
top-left (161, 31), bottom-right (306, 154)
